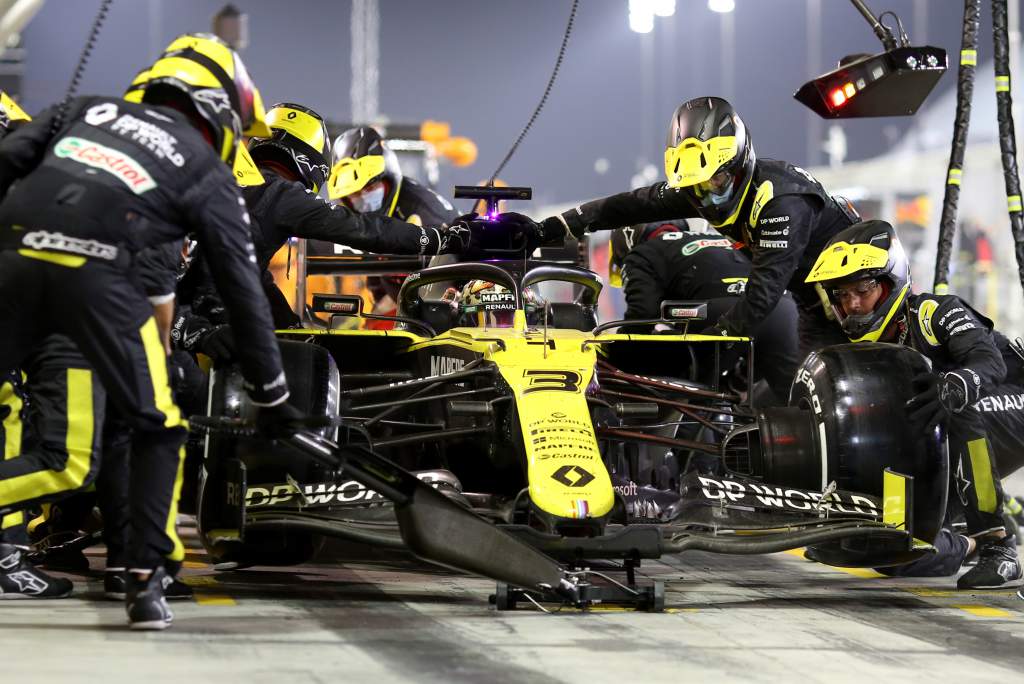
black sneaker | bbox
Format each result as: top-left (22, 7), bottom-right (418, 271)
top-left (107, 568), bottom-right (194, 601)
top-left (162, 574), bottom-right (194, 600)
top-left (0, 543), bottom-right (73, 599)
top-left (39, 545), bottom-right (91, 572)
top-left (957, 536), bottom-right (1023, 589)
top-left (104, 568), bottom-right (127, 600)
top-left (126, 567), bottom-right (174, 630)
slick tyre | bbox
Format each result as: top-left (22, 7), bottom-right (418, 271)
top-left (788, 343), bottom-right (948, 567)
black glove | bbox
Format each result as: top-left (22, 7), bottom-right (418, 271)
top-left (712, 317), bottom-right (747, 337)
top-left (256, 402), bottom-right (306, 440)
top-left (437, 216), bottom-right (475, 255)
top-left (492, 211), bottom-right (544, 253)
top-left (195, 325), bottom-right (236, 362)
top-left (905, 371), bottom-right (971, 431)
top-left (539, 215), bottom-right (570, 244)
top-left (707, 322), bottom-right (737, 350)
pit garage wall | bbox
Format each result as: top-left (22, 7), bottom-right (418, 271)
top-left (811, 144), bottom-right (1024, 339)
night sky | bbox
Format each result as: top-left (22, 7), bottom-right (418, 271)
top-left (19, 1), bottom-right (1010, 209)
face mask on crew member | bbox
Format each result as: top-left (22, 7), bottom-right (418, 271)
top-left (349, 182), bottom-right (385, 213)
top-left (697, 170), bottom-right (734, 207)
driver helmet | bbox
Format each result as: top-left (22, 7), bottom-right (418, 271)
top-left (804, 219), bottom-right (911, 342)
top-left (248, 103), bottom-right (331, 193)
top-left (458, 280), bottom-right (517, 328)
top-left (663, 97), bottom-right (755, 227)
top-left (132, 33), bottom-right (271, 185)
top-left (608, 219), bottom-right (690, 287)
top-left (328, 126), bottom-right (403, 215)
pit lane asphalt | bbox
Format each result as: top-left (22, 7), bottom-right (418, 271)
top-left (6, 515), bottom-right (1024, 682)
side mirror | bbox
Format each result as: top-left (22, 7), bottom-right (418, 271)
top-left (311, 293), bottom-right (362, 327)
top-left (660, 300), bottom-right (708, 322)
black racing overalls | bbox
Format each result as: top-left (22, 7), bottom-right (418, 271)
top-left (621, 230), bottom-right (800, 402)
top-left (0, 96), bottom-right (289, 570)
top-left (0, 371), bottom-right (29, 546)
top-left (901, 293), bottom-right (1024, 535)
top-left (174, 171), bottom-right (459, 337)
top-left (0, 242), bottom-right (183, 572)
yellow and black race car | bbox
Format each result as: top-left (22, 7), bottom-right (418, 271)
top-left (195, 213), bottom-right (948, 611)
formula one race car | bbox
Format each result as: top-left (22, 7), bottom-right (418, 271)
top-left (196, 195), bottom-right (947, 611)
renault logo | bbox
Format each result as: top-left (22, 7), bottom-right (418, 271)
top-left (551, 465), bottom-right (595, 487)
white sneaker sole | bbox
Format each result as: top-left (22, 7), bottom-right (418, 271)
top-left (0, 590), bottom-right (73, 600)
top-left (129, 619), bottom-right (171, 631)
top-left (958, 576), bottom-right (1024, 590)
top-left (112, 591), bottom-right (192, 601)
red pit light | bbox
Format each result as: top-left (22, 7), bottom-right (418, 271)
top-left (830, 88), bottom-right (847, 107)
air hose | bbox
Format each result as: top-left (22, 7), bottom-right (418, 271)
top-left (487, 0), bottom-right (578, 184)
top-left (50, 0), bottom-right (114, 134)
top-left (933, 0), bottom-right (980, 293)
top-left (992, 0), bottom-right (1024, 297)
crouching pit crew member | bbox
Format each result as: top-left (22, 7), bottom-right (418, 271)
top-left (805, 219), bottom-right (1024, 589)
top-left (609, 220), bottom-right (800, 405)
top-left (0, 33), bottom-right (303, 628)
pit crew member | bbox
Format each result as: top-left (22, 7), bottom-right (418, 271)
top-left (0, 93), bottom-right (187, 601)
top-left (611, 220), bottom-right (800, 404)
top-left (172, 106), bottom-right (473, 356)
top-left (329, 125), bottom-right (462, 325)
top-left (0, 34), bottom-right (300, 627)
top-left (516, 96), bottom-right (859, 354)
top-left (805, 219), bottom-right (1024, 589)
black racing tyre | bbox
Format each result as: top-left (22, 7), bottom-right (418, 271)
top-left (786, 343), bottom-right (948, 567)
top-left (198, 339), bottom-right (340, 567)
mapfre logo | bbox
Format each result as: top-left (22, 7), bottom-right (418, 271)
top-left (53, 137), bottom-right (156, 194)
top-left (430, 356), bottom-right (465, 376)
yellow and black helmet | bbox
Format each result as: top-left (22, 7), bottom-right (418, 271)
top-left (664, 97), bottom-right (755, 226)
top-left (328, 126), bottom-right (403, 215)
top-left (0, 92), bottom-right (30, 136)
top-left (248, 103), bottom-right (331, 192)
top-left (123, 66), bottom-right (150, 104)
top-left (138, 33), bottom-right (270, 177)
top-left (805, 219), bottom-right (911, 342)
